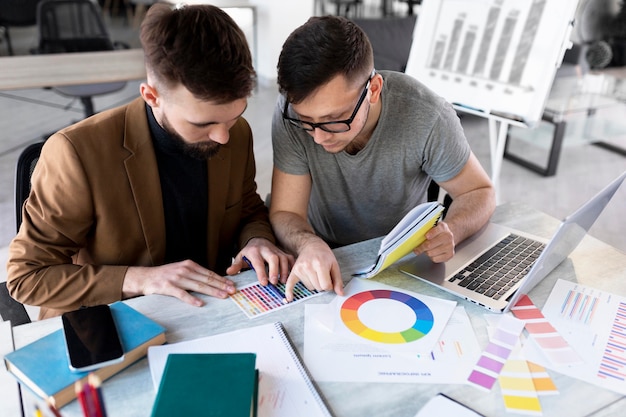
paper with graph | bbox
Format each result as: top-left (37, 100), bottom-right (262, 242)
top-left (406, 0), bottom-right (580, 127)
top-left (523, 279), bottom-right (626, 395)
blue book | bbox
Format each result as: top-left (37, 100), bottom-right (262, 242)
top-left (3, 302), bottom-right (166, 408)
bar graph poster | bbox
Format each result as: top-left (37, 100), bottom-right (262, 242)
top-left (406, 0), bottom-right (579, 127)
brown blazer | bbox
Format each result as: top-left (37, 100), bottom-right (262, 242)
top-left (7, 97), bottom-right (274, 319)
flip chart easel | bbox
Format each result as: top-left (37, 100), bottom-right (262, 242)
top-left (406, 0), bottom-right (579, 198)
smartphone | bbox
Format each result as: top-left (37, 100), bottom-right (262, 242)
top-left (61, 304), bottom-right (125, 373)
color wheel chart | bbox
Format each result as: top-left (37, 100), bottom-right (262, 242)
top-left (303, 279), bottom-right (465, 383)
top-left (340, 289), bottom-right (434, 344)
top-left (230, 281), bottom-right (322, 318)
top-left (330, 278), bottom-right (457, 354)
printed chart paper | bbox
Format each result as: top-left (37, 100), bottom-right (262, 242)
top-left (304, 279), bottom-right (479, 383)
top-left (523, 279), bottom-right (626, 395)
top-left (230, 281), bottom-right (322, 318)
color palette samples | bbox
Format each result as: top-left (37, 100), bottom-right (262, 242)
top-left (468, 314), bottom-right (524, 391)
top-left (598, 301), bottom-right (626, 382)
top-left (527, 361), bottom-right (559, 395)
top-left (511, 294), bottom-right (582, 366)
top-left (499, 355), bottom-right (559, 415)
top-left (340, 290), bottom-right (434, 344)
top-left (230, 281), bottom-right (322, 318)
top-left (499, 358), bottom-right (542, 415)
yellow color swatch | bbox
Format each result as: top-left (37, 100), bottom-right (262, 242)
top-left (503, 395), bottom-right (542, 412)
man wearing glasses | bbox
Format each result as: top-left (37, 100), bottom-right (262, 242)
top-left (270, 16), bottom-right (496, 301)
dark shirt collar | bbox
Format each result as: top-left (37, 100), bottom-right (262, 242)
top-left (145, 103), bottom-right (188, 156)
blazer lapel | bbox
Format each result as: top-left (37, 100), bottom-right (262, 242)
top-left (122, 98), bottom-right (166, 265)
top-left (207, 145), bottom-right (231, 267)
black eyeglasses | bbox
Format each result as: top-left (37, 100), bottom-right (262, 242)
top-left (282, 71), bottom-right (375, 133)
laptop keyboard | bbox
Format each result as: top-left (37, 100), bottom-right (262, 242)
top-left (448, 234), bottom-right (545, 300)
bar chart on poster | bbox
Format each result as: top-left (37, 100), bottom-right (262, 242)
top-left (406, 0), bottom-right (579, 127)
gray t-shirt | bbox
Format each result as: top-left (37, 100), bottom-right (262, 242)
top-left (272, 70), bottom-right (470, 247)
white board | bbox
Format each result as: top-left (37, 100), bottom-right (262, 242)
top-left (406, 0), bottom-right (579, 127)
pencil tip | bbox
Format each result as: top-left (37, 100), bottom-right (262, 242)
top-left (89, 373), bottom-right (102, 387)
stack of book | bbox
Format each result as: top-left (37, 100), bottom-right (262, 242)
top-left (3, 302), bottom-right (166, 408)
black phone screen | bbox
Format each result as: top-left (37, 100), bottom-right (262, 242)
top-left (61, 304), bottom-right (125, 372)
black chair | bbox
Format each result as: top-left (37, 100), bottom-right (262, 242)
top-left (316, 0), bottom-right (363, 18)
top-left (352, 15), bottom-right (417, 72)
top-left (15, 141), bottom-right (45, 233)
top-left (0, 282), bottom-right (31, 326)
top-left (352, 15), bottom-right (453, 215)
top-left (3, 140), bottom-right (46, 326)
top-left (34, 0), bottom-right (129, 118)
top-left (397, 0), bottom-right (421, 16)
top-left (0, 0), bottom-right (43, 55)
top-left (0, 142), bottom-right (43, 328)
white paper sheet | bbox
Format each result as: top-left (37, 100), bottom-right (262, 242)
top-left (523, 279), bottom-right (626, 395)
top-left (304, 279), bottom-right (481, 383)
top-left (0, 321), bottom-right (22, 417)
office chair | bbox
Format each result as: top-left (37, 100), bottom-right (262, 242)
top-left (396, 0), bottom-right (422, 16)
top-left (352, 15), bottom-right (453, 215)
top-left (352, 15), bottom-right (417, 72)
top-left (15, 141), bottom-right (45, 234)
top-left (316, 0), bottom-right (363, 18)
top-left (34, 0), bottom-right (129, 118)
top-left (0, 0), bottom-right (43, 56)
top-left (0, 282), bottom-right (31, 326)
top-left (0, 142), bottom-right (43, 328)
top-left (128, 0), bottom-right (157, 28)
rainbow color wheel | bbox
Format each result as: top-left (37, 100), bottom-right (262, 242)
top-left (340, 289), bottom-right (434, 344)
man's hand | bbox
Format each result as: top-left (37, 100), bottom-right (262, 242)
top-left (283, 237), bottom-right (344, 302)
top-left (412, 221), bottom-right (455, 263)
top-left (123, 260), bottom-right (237, 307)
top-left (226, 237), bottom-right (294, 286)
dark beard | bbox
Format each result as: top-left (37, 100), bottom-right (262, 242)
top-left (178, 140), bottom-right (221, 160)
top-left (161, 117), bottom-right (222, 160)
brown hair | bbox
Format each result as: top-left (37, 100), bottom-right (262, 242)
top-left (140, 3), bottom-right (255, 102)
top-left (277, 15), bottom-right (373, 104)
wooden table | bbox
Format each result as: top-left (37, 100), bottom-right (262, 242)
top-left (5, 202), bottom-right (626, 417)
top-left (0, 49), bottom-right (146, 91)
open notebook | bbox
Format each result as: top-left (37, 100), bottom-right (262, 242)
top-left (353, 201), bottom-right (444, 279)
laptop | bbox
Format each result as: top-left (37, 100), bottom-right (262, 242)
top-left (398, 171), bottom-right (626, 313)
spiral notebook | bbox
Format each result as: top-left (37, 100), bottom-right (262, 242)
top-left (148, 322), bottom-right (332, 417)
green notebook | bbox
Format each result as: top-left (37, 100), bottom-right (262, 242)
top-left (151, 353), bottom-right (258, 417)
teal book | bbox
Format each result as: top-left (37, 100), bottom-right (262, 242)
top-left (151, 353), bottom-right (258, 417)
top-left (3, 302), bottom-right (166, 408)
